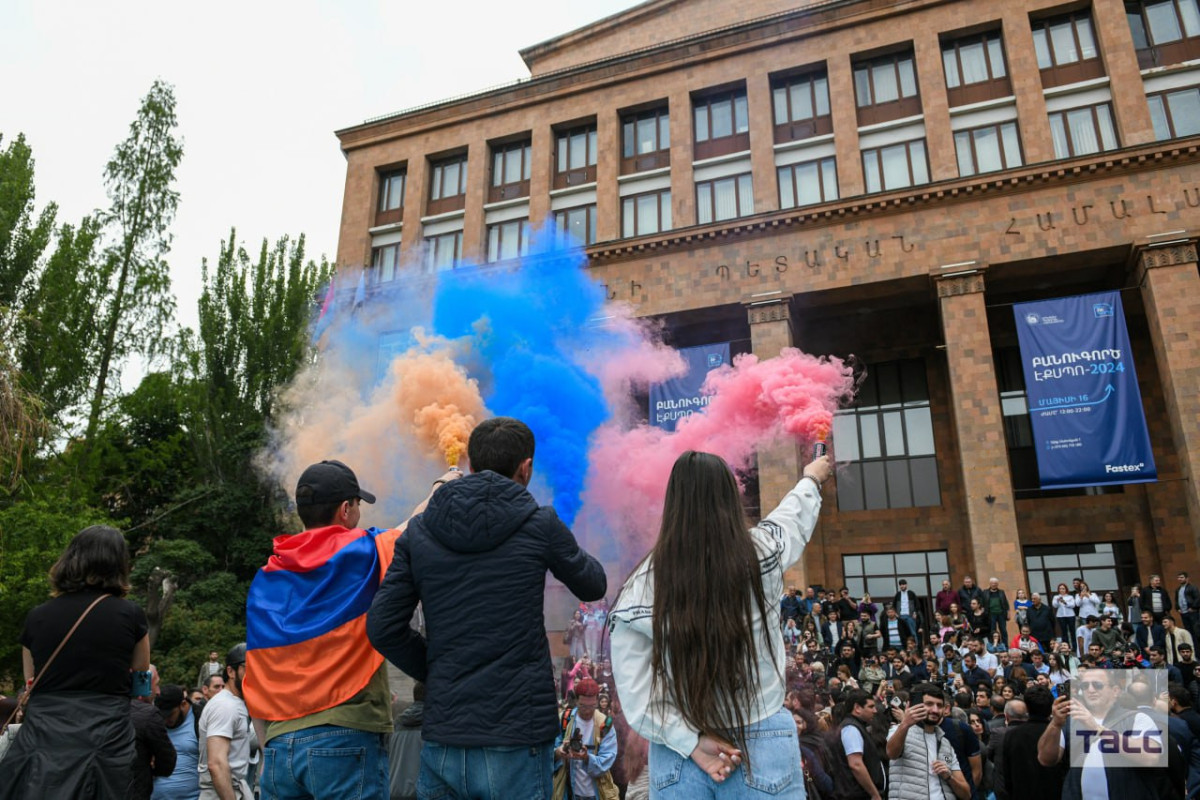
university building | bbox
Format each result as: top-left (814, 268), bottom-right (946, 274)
top-left (334, 0), bottom-right (1200, 613)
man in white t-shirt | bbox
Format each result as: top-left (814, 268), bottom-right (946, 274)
top-left (969, 638), bottom-right (998, 676)
top-left (1075, 615), bottom-right (1098, 658)
top-left (885, 683), bottom-right (971, 799)
top-left (198, 643), bottom-right (252, 800)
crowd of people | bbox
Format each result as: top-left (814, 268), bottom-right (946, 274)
top-left (1, 416), bottom-right (1198, 799)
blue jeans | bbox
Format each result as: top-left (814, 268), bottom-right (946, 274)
top-left (262, 725), bottom-right (388, 800)
top-left (649, 708), bottom-right (803, 799)
top-left (417, 741), bottom-right (553, 799)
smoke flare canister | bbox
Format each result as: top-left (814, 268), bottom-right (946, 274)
top-left (813, 440), bottom-right (827, 460)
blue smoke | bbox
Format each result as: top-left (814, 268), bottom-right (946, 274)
top-left (432, 227), bottom-right (611, 524)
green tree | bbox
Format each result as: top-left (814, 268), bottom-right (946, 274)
top-left (81, 80), bottom-right (183, 472)
top-left (0, 133), bottom-right (57, 310)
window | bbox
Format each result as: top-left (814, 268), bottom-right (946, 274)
top-left (954, 121), bottom-right (1023, 176)
top-left (696, 173), bottom-right (754, 224)
top-left (853, 51), bottom-right (921, 125)
top-left (554, 123), bottom-right (598, 189)
top-left (428, 154), bottom-right (468, 215)
top-left (554, 205), bottom-right (598, 245)
top-left (1127, 0), bottom-right (1200, 67)
top-left (1032, 12), bottom-right (1105, 87)
top-left (490, 140), bottom-right (531, 202)
top-left (621, 189), bottom-right (672, 238)
top-left (1048, 103), bottom-right (1118, 158)
top-left (621, 107), bottom-right (670, 174)
top-left (1148, 86), bottom-right (1200, 138)
top-left (771, 71), bottom-right (832, 143)
top-left (942, 31), bottom-right (1012, 106)
top-left (862, 139), bottom-right (929, 193)
top-left (1024, 543), bottom-right (1138, 601)
top-left (371, 242), bottom-right (401, 284)
top-left (694, 89), bottom-right (750, 159)
top-left (377, 170), bottom-right (406, 221)
top-left (995, 346), bottom-right (1123, 498)
top-left (832, 359), bottom-right (940, 511)
top-left (777, 157), bottom-right (838, 209)
top-left (486, 219), bottom-right (531, 263)
top-left (423, 231), bottom-right (462, 272)
top-left (844, 550), bottom-right (950, 607)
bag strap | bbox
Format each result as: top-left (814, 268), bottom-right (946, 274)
top-left (2, 593), bottom-right (110, 731)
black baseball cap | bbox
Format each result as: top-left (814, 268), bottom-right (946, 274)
top-left (155, 684), bottom-right (185, 715)
top-left (295, 460), bottom-right (376, 507)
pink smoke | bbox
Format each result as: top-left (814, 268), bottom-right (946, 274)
top-left (582, 348), bottom-right (855, 564)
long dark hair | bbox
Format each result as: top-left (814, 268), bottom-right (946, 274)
top-left (649, 451), bottom-right (775, 759)
top-left (49, 525), bottom-right (131, 596)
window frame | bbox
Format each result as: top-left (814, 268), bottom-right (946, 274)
top-left (423, 230), bottom-right (463, 273)
top-left (1047, 102), bottom-right (1119, 159)
top-left (777, 156), bottom-right (839, 209)
top-left (620, 106), bottom-right (671, 175)
top-left (1032, 11), bottom-right (1106, 88)
top-left (620, 189), bottom-right (672, 238)
top-left (1126, 0), bottom-right (1200, 68)
top-left (693, 89), bottom-right (751, 160)
top-left (695, 172), bottom-right (754, 224)
top-left (489, 140), bottom-right (532, 203)
top-left (953, 120), bottom-right (1024, 177)
top-left (771, 70), bottom-right (833, 143)
top-left (553, 204), bottom-right (598, 246)
top-left (553, 123), bottom-right (598, 190)
top-left (427, 154), bottom-right (469, 216)
top-left (376, 169), bottom-right (406, 226)
top-left (1147, 85), bottom-right (1200, 139)
top-left (861, 138), bottom-right (930, 194)
top-left (853, 51), bottom-right (923, 126)
top-left (485, 218), bottom-right (532, 263)
top-left (942, 30), bottom-right (1013, 107)
top-left (370, 241), bottom-right (402, 285)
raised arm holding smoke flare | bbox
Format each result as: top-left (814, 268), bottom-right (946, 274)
top-left (609, 450), bottom-right (834, 795)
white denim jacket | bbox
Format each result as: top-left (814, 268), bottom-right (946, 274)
top-left (608, 475), bottom-right (821, 757)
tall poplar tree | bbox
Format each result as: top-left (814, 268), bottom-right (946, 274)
top-left (81, 80), bottom-right (183, 469)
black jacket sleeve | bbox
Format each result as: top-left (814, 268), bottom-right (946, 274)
top-left (144, 707), bottom-right (177, 777)
top-left (366, 535), bottom-right (428, 682)
top-left (542, 510), bottom-right (607, 602)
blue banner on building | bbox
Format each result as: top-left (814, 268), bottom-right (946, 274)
top-left (649, 343), bottom-right (731, 431)
top-left (1013, 291), bottom-right (1156, 489)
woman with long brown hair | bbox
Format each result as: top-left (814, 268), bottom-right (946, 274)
top-left (610, 450), bottom-right (832, 797)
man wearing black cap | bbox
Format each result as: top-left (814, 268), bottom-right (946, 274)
top-left (243, 460), bottom-right (453, 800)
top-left (153, 684), bottom-right (201, 800)
top-left (130, 681), bottom-right (176, 800)
top-left (367, 417), bottom-right (607, 800)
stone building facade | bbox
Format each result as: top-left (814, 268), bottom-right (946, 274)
top-left (335, 0), bottom-right (1200, 608)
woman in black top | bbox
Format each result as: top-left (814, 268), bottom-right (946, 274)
top-left (0, 525), bottom-right (150, 800)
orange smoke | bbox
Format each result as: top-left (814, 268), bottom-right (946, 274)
top-left (390, 352), bottom-right (486, 468)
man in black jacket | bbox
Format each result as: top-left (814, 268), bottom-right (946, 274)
top-left (129, 686), bottom-right (176, 800)
top-left (1001, 685), bottom-right (1066, 799)
top-left (367, 417), bottom-right (607, 800)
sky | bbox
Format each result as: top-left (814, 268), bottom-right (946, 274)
top-left (0, 0), bottom-right (641, 346)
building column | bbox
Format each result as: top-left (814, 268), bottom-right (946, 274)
top-left (745, 296), bottom-right (812, 588)
top-left (1094, 0), bottom-right (1156, 146)
top-left (827, 52), bottom-right (863, 197)
top-left (460, 144), bottom-right (488, 263)
top-left (528, 125), bottom-right (553, 228)
top-left (1136, 243), bottom-right (1200, 543)
top-left (669, 88), bottom-right (696, 229)
top-left (934, 268), bottom-right (1025, 594)
top-left (914, 30), bottom-right (956, 182)
top-left (399, 155), bottom-right (428, 267)
top-left (1001, 8), bottom-right (1054, 164)
top-left (595, 112), bottom-right (621, 242)
top-left (746, 67), bottom-right (779, 214)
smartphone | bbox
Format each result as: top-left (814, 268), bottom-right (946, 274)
top-left (569, 728), bottom-right (584, 753)
top-left (890, 695), bottom-right (904, 709)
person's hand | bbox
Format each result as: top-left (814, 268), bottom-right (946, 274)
top-left (690, 735), bottom-right (742, 783)
top-left (554, 746), bottom-right (568, 762)
top-left (804, 455), bottom-right (833, 486)
top-left (435, 468), bottom-right (463, 485)
top-left (576, 746), bottom-right (589, 764)
top-left (1050, 694), bottom-right (1070, 726)
top-left (931, 760), bottom-right (951, 779)
top-left (902, 703), bottom-right (928, 727)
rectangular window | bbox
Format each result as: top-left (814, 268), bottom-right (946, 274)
top-left (371, 242), bottom-right (401, 284)
top-left (1127, 0), bottom-right (1200, 67)
top-left (554, 123), bottom-right (598, 188)
top-left (378, 170), bottom-right (406, 212)
top-left (1148, 86), bottom-right (1200, 139)
top-left (554, 205), bottom-right (598, 246)
top-left (696, 173), bottom-right (754, 224)
top-left (771, 71), bottom-right (832, 143)
top-left (1024, 543), bottom-right (1138, 602)
top-left (843, 550), bottom-right (950, 610)
top-left (486, 219), bottom-right (531, 263)
top-left (428, 153), bottom-right (468, 215)
top-left (862, 139), bottom-right (929, 193)
top-left (490, 140), bottom-right (531, 202)
top-left (423, 231), bottom-right (462, 272)
top-left (621, 106), bottom-right (671, 174)
top-left (942, 31), bottom-right (1012, 106)
top-left (777, 157), bottom-right (838, 209)
top-left (693, 89), bottom-right (750, 159)
top-left (854, 51), bottom-right (921, 125)
top-left (954, 121), bottom-right (1023, 176)
top-left (621, 189), bottom-right (672, 238)
top-left (1033, 12), bottom-right (1105, 87)
top-left (833, 359), bottom-right (940, 511)
top-left (1048, 103), bottom-right (1119, 158)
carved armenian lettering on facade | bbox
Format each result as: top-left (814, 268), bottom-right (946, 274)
top-left (1003, 188), bottom-right (1199, 238)
top-left (711, 235), bottom-right (920, 281)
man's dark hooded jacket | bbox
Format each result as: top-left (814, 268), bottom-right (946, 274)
top-left (367, 470), bottom-right (606, 747)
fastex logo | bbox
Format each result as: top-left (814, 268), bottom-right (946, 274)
top-left (1105, 462), bottom-right (1146, 473)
